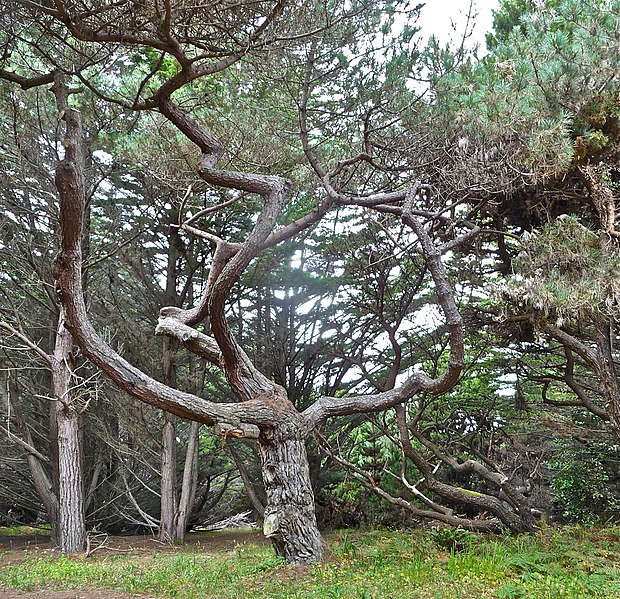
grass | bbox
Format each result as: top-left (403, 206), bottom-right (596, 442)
top-left (0, 524), bottom-right (51, 536)
top-left (1, 526), bottom-right (620, 598)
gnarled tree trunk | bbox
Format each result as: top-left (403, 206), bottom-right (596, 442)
top-left (259, 416), bottom-right (323, 564)
top-left (45, 62), bottom-right (468, 565)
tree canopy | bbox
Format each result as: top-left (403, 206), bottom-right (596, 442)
top-left (2, 0), bottom-right (620, 565)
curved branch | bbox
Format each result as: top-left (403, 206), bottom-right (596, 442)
top-left (155, 309), bottom-right (222, 367)
top-left (562, 348), bottom-right (609, 419)
top-left (157, 97), bottom-right (287, 400)
top-left (303, 184), bottom-right (465, 430)
top-left (0, 69), bottom-right (54, 90)
top-left (320, 434), bottom-right (504, 533)
top-left (540, 322), bottom-right (599, 367)
top-left (50, 79), bottom-right (276, 428)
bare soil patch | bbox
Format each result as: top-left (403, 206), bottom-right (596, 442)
top-left (0, 529), bottom-right (265, 563)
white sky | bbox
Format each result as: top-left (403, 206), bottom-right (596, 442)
top-left (417, 0), bottom-right (499, 51)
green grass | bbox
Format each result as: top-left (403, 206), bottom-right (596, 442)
top-left (0, 525), bottom-right (51, 536)
top-left (1, 526), bottom-right (620, 598)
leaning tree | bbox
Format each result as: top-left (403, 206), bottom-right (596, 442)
top-left (0, 0), bottom-right (482, 563)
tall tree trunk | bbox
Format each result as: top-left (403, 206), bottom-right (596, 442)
top-left (174, 420), bottom-right (200, 542)
top-left (47, 319), bottom-right (61, 545)
top-left (159, 410), bottom-right (177, 543)
top-left (51, 309), bottom-right (85, 552)
top-left (259, 420), bottom-right (323, 564)
top-left (159, 209), bottom-right (185, 543)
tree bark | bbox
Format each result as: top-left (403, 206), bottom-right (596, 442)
top-left (51, 309), bottom-right (86, 553)
top-left (159, 410), bottom-right (177, 543)
top-left (259, 412), bottom-right (323, 564)
top-left (543, 321), bottom-right (620, 439)
top-left (595, 321), bottom-right (620, 438)
top-left (174, 420), bottom-right (200, 542)
top-left (54, 402), bottom-right (85, 552)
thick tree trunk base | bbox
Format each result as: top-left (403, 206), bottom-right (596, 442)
top-left (259, 423), bottom-right (324, 564)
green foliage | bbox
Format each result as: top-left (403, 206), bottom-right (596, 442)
top-left (0, 525), bottom-right (50, 537)
top-left (549, 441), bottom-right (620, 523)
top-left (509, 217), bottom-right (620, 323)
top-left (198, 428), bottom-right (221, 457)
top-left (434, 0), bottom-right (620, 177)
top-left (318, 478), bottom-right (396, 528)
top-left (573, 93), bottom-right (620, 161)
top-left (486, 0), bottom-right (535, 51)
top-left (348, 420), bottom-right (401, 482)
top-left (427, 527), bottom-right (478, 553)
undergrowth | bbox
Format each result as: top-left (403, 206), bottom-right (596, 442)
top-left (1, 526), bottom-right (619, 598)
top-left (0, 525), bottom-right (51, 537)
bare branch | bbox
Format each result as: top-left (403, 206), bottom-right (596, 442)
top-left (0, 69), bottom-right (54, 89)
top-left (0, 320), bottom-right (52, 365)
top-left (303, 184), bottom-right (464, 429)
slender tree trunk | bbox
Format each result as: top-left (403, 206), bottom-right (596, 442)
top-left (159, 209), bottom-right (186, 543)
top-left (47, 320), bottom-right (61, 545)
top-left (229, 445), bottom-right (266, 518)
top-left (259, 419), bottom-right (323, 564)
top-left (174, 420), bottom-right (200, 542)
top-left (159, 410), bottom-right (177, 543)
top-left (51, 309), bottom-right (85, 552)
top-left (48, 401), bottom-right (61, 544)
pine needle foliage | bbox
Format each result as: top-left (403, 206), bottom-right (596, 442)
top-left (432, 0), bottom-right (620, 179)
top-left (509, 217), bottom-right (620, 323)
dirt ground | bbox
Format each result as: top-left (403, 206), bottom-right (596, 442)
top-left (0, 529), bottom-right (267, 599)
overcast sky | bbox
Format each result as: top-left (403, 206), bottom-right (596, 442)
top-left (417, 0), bottom-right (499, 51)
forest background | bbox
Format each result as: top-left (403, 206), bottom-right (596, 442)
top-left (1, 0), bottom-right (620, 567)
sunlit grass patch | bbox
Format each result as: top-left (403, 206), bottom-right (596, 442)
top-left (0, 525), bottom-right (51, 536)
